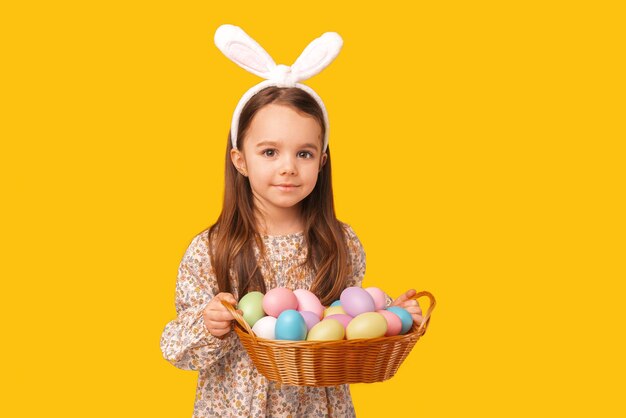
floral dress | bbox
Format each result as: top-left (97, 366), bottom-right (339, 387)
top-left (160, 224), bottom-right (389, 417)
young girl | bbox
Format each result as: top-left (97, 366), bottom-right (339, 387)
top-left (160, 24), bottom-right (422, 417)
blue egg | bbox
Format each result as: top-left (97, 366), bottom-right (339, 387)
top-left (386, 306), bottom-right (413, 334)
top-left (330, 300), bottom-right (342, 307)
top-left (275, 310), bottom-right (307, 341)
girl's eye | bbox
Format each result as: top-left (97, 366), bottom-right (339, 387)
top-left (298, 151), bottom-right (314, 159)
top-left (262, 149), bottom-right (276, 157)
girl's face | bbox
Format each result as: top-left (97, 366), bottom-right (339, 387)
top-left (231, 103), bottom-right (327, 214)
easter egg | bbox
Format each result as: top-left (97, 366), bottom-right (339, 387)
top-left (377, 309), bottom-right (402, 336)
top-left (323, 305), bottom-right (346, 318)
top-left (365, 287), bottom-right (387, 311)
top-left (263, 287), bottom-right (298, 318)
top-left (330, 300), bottom-right (342, 307)
top-left (299, 310), bottom-right (321, 331)
top-left (251, 315), bottom-right (277, 339)
top-left (387, 306), bottom-right (413, 334)
top-left (340, 287), bottom-right (376, 317)
top-left (346, 312), bottom-right (388, 340)
top-left (237, 291), bottom-right (265, 327)
top-left (324, 314), bottom-right (353, 329)
top-left (294, 289), bottom-right (324, 319)
top-left (275, 310), bottom-right (307, 341)
top-left (307, 319), bottom-right (345, 341)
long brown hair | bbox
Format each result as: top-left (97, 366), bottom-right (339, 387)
top-left (206, 86), bottom-right (351, 305)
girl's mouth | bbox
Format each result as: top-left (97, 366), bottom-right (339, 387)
top-left (274, 184), bottom-right (299, 191)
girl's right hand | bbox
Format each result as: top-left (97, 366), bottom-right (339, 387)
top-left (203, 292), bottom-right (241, 338)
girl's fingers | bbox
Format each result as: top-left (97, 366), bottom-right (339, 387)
top-left (392, 289), bottom-right (417, 306)
top-left (403, 303), bottom-right (422, 314)
top-left (206, 309), bottom-right (237, 322)
top-left (411, 314), bottom-right (423, 325)
top-left (207, 294), bottom-right (239, 313)
top-left (203, 295), bottom-right (239, 336)
top-left (205, 320), bottom-right (232, 332)
top-left (214, 292), bottom-right (238, 306)
top-left (208, 327), bottom-right (230, 337)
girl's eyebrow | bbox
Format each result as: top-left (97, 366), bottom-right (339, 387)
top-left (300, 143), bottom-right (320, 151)
top-left (255, 140), bottom-right (279, 148)
top-left (255, 140), bottom-right (319, 151)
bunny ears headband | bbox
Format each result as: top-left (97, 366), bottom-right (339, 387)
top-left (213, 24), bottom-right (343, 153)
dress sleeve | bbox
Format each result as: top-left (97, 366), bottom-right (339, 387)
top-left (344, 224), bottom-right (366, 288)
top-left (160, 232), bottom-right (237, 371)
top-left (344, 224), bottom-right (394, 307)
top-left (384, 293), bottom-right (394, 307)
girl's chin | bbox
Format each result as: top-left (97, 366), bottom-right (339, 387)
top-left (268, 197), bottom-right (305, 209)
top-left (273, 201), bottom-right (303, 209)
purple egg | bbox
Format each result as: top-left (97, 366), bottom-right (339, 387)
top-left (340, 286), bottom-right (376, 317)
top-left (325, 314), bottom-right (353, 329)
top-left (299, 311), bottom-right (321, 331)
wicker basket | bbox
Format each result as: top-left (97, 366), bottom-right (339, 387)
top-left (221, 290), bottom-right (436, 386)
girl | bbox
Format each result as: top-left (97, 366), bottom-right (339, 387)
top-left (160, 24), bottom-right (422, 417)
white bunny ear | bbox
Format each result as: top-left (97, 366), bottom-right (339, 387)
top-left (290, 32), bottom-right (343, 82)
top-left (214, 24), bottom-right (277, 79)
top-left (216, 24), bottom-right (342, 151)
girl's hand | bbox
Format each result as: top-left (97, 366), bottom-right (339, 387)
top-left (391, 289), bottom-right (423, 325)
top-left (203, 292), bottom-right (241, 338)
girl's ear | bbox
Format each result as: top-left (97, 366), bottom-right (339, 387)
top-left (230, 148), bottom-right (248, 177)
top-left (319, 153), bottom-right (328, 171)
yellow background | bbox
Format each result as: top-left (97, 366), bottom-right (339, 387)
top-left (2, 1), bottom-right (624, 417)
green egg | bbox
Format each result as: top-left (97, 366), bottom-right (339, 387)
top-left (238, 291), bottom-right (265, 327)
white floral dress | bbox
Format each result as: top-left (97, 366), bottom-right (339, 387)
top-left (160, 224), bottom-right (388, 417)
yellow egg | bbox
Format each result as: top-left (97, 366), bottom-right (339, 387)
top-left (323, 306), bottom-right (346, 318)
top-left (346, 312), bottom-right (388, 340)
top-left (306, 319), bottom-right (345, 341)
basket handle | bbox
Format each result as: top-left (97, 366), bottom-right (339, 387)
top-left (221, 300), bottom-right (258, 344)
top-left (414, 291), bottom-right (436, 336)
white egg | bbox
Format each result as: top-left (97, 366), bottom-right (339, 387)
top-left (251, 316), bottom-right (277, 339)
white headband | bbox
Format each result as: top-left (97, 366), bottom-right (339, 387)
top-left (213, 24), bottom-right (343, 153)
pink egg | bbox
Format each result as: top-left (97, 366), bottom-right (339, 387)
top-left (262, 287), bottom-right (298, 318)
top-left (365, 287), bottom-right (387, 311)
top-left (340, 286), bottom-right (376, 317)
top-left (324, 314), bottom-right (353, 329)
top-left (299, 311), bottom-right (321, 331)
top-left (377, 309), bottom-right (403, 336)
top-left (293, 289), bottom-right (324, 319)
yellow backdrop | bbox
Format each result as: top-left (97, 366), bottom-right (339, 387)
top-left (2, 1), bottom-right (624, 417)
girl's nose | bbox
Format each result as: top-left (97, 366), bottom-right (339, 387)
top-left (279, 157), bottom-right (297, 175)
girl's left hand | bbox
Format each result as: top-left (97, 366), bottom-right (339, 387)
top-left (391, 289), bottom-right (423, 325)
